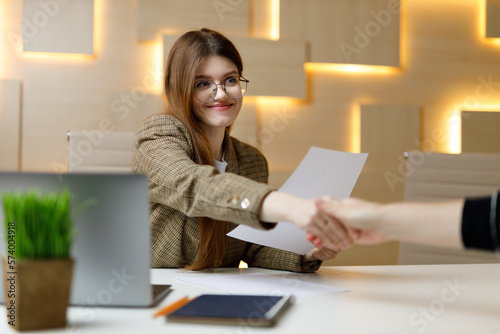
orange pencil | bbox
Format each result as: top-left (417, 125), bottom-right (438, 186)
top-left (154, 296), bottom-right (191, 317)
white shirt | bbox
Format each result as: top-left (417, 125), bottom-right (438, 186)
top-left (213, 155), bottom-right (227, 174)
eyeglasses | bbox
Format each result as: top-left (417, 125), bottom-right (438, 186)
top-left (194, 76), bottom-right (249, 103)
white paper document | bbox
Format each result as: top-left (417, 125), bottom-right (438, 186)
top-left (176, 273), bottom-right (349, 298)
top-left (227, 147), bottom-right (368, 254)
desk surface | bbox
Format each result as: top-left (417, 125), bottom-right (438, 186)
top-left (2, 263), bottom-right (500, 333)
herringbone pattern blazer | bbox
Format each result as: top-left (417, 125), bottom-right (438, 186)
top-left (132, 114), bottom-right (303, 272)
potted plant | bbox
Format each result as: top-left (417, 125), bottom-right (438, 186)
top-left (2, 189), bottom-right (75, 331)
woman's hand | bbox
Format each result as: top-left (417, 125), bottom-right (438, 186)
top-left (303, 246), bottom-right (339, 262)
top-left (259, 192), bottom-right (354, 250)
top-left (310, 197), bottom-right (389, 249)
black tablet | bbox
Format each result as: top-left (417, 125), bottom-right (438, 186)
top-left (166, 294), bottom-right (294, 327)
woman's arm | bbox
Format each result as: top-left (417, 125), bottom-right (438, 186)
top-left (244, 242), bottom-right (338, 273)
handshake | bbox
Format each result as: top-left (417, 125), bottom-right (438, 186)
top-left (305, 197), bottom-right (390, 251)
top-left (296, 195), bottom-right (467, 262)
top-left (261, 191), bottom-right (475, 263)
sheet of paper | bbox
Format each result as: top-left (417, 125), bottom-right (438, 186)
top-left (227, 147), bottom-right (368, 254)
top-left (176, 273), bottom-right (349, 298)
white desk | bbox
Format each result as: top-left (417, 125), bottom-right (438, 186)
top-left (2, 264), bottom-right (500, 333)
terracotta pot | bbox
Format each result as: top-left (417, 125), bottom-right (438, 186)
top-left (2, 257), bottom-right (74, 331)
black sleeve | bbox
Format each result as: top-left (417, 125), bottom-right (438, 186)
top-left (461, 197), bottom-right (496, 251)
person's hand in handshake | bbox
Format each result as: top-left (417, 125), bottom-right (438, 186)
top-left (306, 197), bottom-right (389, 250)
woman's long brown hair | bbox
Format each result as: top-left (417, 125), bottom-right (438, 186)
top-left (164, 28), bottom-right (244, 271)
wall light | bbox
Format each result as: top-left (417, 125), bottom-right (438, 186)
top-left (94, 0), bottom-right (101, 57)
top-left (270, 0), bottom-right (280, 41)
top-left (351, 105), bottom-right (361, 153)
top-left (305, 63), bottom-right (399, 75)
top-left (447, 109), bottom-right (462, 154)
top-left (256, 96), bottom-right (301, 107)
top-left (22, 52), bottom-right (95, 60)
top-left (151, 41), bottom-right (164, 94)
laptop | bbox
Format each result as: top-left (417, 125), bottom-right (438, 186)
top-left (0, 172), bottom-right (170, 307)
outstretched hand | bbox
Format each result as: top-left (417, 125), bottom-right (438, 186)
top-left (307, 197), bottom-right (389, 250)
top-left (288, 196), bottom-right (355, 251)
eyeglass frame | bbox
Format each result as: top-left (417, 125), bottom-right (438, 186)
top-left (193, 76), bottom-right (249, 103)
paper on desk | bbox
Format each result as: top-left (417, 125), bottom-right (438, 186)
top-left (176, 273), bottom-right (349, 298)
top-left (227, 147), bottom-right (368, 254)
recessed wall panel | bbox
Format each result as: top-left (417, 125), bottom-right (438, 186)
top-left (462, 111), bottom-right (500, 153)
top-left (22, 0), bottom-right (94, 54)
top-left (280, 0), bottom-right (400, 66)
top-left (352, 104), bottom-right (421, 202)
top-left (138, 0), bottom-right (250, 41)
top-left (486, 0), bottom-right (500, 38)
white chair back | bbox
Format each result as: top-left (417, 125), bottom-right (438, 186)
top-left (399, 151), bottom-right (500, 264)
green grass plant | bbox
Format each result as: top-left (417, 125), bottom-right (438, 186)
top-left (2, 189), bottom-right (75, 259)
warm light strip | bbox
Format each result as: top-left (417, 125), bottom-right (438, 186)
top-left (22, 52), bottom-right (95, 60)
top-left (256, 96), bottom-right (300, 106)
top-left (448, 110), bottom-right (462, 154)
top-left (460, 105), bottom-right (500, 112)
top-left (152, 41), bottom-right (164, 94)
top-left (479, 0), bottom-right (487, 39)
top-left (93, 0), bottom-right (101, 57)
top-left (399, 0), bottom-right (407, 69)
top-left (305, 62), bottom-right (399, 75)
top-left (270, 0), bottom-right (280, 41)
top-left (351, 105), bottom-right (361, 153)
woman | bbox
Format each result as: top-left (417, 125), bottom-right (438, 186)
top-left (133, 28), bottom-right (342, 272)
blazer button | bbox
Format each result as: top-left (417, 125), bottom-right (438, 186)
top-left (228, 197), bottom-right (240, 205)
top-left (240, 198), bottom-right (250, 209)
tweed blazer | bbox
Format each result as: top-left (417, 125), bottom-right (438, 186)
top-left (132, 114), bottom-right (304, 272)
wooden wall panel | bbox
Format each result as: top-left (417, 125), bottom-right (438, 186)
top-left (0, 80), bottom-right (22, 171)
top-left (163, 35), bottom-right (307, 98)
top-left (138, 0), bottom-right (250, 41)
top-left (461, 111), bottom-right (500, 153)
top-left (352, 104), bottom-right (421, 202)
top-left (22, 0), bottom-right (94, 54)
top-left (486, 0), bottom-right (500, 38)
top-left (280, 0), bottom-right (400, 66)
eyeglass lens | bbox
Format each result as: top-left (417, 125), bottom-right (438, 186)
top-left (194, 77), bottom-right (248, 102)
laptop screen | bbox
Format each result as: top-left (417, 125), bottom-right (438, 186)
top-left (0, 172), bottom-right (155, 307)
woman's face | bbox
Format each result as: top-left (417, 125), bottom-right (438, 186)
top-left (192, 56), bottom-right (243, 133)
